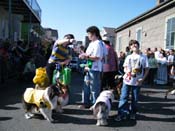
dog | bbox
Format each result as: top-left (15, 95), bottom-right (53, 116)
top-left (22, 85), bottom-right (61, 123)
top-left (55, 83), bottom-right (69, 113)
top-left (114, 75), bottom-right (123, 99)
top-left (91, 90), bottom-right (114, 126)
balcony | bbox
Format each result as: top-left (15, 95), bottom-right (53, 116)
top-left (0, 0), bottom-right (41, 23)
top-left (23, 0), bottom-right (41, 22)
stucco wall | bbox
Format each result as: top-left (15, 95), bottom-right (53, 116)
top-left (115, 7), bottom-right (175, 53)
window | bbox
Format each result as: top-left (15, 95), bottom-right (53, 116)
top-left (136, 27), bottom-right (142, 48)
top-left (166, 16), bottom-right (175, 49)
top-left (117, 35), bottom-right (122, 52)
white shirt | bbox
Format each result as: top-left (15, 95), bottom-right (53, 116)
top-left (168, 55), bottom-right (174, 63)
top-left (155, 51), bottom-right (160, 60)
top-left (123, 53), bottom-right (149, 86)
top-left (86, 40), bottom-right (104, 72)
top-left (157, 57), bottom-right (167, 65)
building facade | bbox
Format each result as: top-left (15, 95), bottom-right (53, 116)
top-left (101, 27), bottom-right (116, 47)
top-left (0, 0), bottom-right (41, 43)
top-left (43, 28), bottom-right (58, 42)
top-left (115, 0), bottom-right (175, 52)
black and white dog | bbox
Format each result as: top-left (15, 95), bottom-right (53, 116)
top-left (22, 85), bottom-right (62, 122)
top-left (91, 90), bottom-right (114, 126)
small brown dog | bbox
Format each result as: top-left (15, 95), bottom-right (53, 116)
top-left (55, 83), bottom-right (69, 113)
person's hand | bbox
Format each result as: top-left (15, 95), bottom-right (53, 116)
top-left (79, 54), bottom-right (84, 59)
top-left (79, 53), bottom-right (87, 59)
top-left (63, 59), bottom-right (70, 65)
top-left (69, 39), bottom-right (76, 44)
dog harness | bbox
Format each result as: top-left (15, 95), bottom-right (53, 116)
top-left (24, 88), bottom-right (51, 109)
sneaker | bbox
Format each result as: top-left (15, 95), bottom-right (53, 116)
top-left (114, 115), bottom-right (122, 122)
top-left (115, 114), bottom-right (128, 122)
top-left (122, 115), bottom-right (127, 120)
top-left (130, 114), bottom-right (136, 120)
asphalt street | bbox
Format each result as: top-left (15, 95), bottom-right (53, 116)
top-left (0, 72), bottom-right (175, 131)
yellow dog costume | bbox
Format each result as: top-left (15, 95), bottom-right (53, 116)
top-left (33, 67), bottom-right (50, 88)
top-left (24, 88), bottom-right (51, 109)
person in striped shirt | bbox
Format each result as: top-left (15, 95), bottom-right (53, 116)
top-left (46, 34), bottom-right (75, 84)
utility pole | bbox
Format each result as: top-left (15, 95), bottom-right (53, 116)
top-left (8, 0), bottom-right (12, 44)
top-left (28, 0), bottom-right (33, 46)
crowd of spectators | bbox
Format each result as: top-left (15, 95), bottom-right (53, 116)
top-left (0, 39), bottom-right (52, 84)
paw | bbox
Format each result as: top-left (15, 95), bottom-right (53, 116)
top-left (96, 121), bottom-right (100, 126)
top-left (89, 106), bottom-right (93, 111)
top-left (55, 107), bottom-right (64, 113)
top-left (25, 113), bottom-right (33, 119)
top-left (58, 109), bottom-right (64, 113)
top-left (101, 120), bottom-right (108, 126)
top-left (101, 121), bottom-right (108, 126)
top-left (170, 90), bottom-right (175, 95)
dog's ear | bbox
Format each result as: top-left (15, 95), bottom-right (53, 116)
top-left (52, 85), bottom-right (61, 95)
top-left (56, 84), bottom-right (64, 94)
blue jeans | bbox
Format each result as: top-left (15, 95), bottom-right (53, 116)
top-left (82, 70), bottom-right (101, 105)
top-left (118, 83), bottom-right (140, 116)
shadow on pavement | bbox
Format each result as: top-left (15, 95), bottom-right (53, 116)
top-left (51, 113), bottom-right (137, 127)
top-left (53, 114), bottom-right (137, 127)
top-left (137, 114), bottom-right (175, 122)
top-left (52, 113), bottom-right (96, 125)
top-left (0, 117), bottom-right (13, 121)
top-left (108, 117), bottom-right (137, 127)
top-left (1, 106), bottom-right (20, 110)
top-left (110, 92), bottom-right (175, 123)
top-left (63, 108), bottom-right (92, 115)
top-left (0, 79), bottom-right (33, 110)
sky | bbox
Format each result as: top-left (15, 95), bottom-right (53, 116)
top-left (38, 0), bottom-right (156, 41)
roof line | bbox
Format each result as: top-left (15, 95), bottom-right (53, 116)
top-left (115, 0), bottom-right (175, 33)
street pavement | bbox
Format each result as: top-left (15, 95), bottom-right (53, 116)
top-left (0, 72), bottom-right (175, 131)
